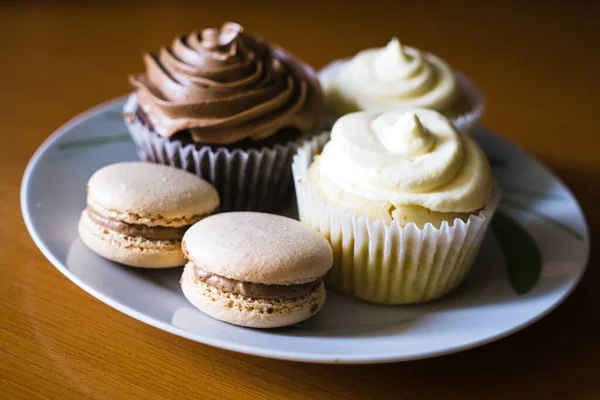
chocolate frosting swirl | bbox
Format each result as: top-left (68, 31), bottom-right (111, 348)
top-left (129, 22), bottom-right (323, 144)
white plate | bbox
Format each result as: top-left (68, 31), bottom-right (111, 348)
top-left (21, 97), bottom-right (590, 364)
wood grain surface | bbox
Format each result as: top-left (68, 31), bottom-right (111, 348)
top-left (2, 1), bottom-right (600, 399)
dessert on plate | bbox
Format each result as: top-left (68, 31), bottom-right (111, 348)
top-left (180, 212), bottom-right (333, 328)
top-left (293, 108), bottom-right (500, 304)
top-left (78, 162), bottom-right (219, 268)
top-left (320, 38), bottom-right (484, 133)
top-left (124, 22), bottom-right (325, 211)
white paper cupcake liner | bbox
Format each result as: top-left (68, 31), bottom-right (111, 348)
top-left (318, 59), bottom-right (485, 134)
top-left (292, 138), bottom-right (500, 304)
top-left (124, 94), bottom-right (327, 212)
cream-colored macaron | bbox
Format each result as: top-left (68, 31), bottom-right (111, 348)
top-left (180, 212), bottom-right (333, 328)
top-left (78, 162), bottom-right (219, 268)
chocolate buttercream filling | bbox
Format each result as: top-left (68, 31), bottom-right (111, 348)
top-left (192, 264), bottom-right (321, 300)
top-left (87, 207), bottom-right (190, 241)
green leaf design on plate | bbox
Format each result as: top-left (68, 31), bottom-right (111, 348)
top-left (105, 110), bottom-right (125, 121)
top-left (45, 148), bottom-right (86, 164)
top-left (491, 211), bottom-right (542, 295)
top-left (499, 185), bottom-right (568, 202)
top-left (58, 134), bottom-right (131, 150)
top-left (488, 156), bottom-right (506, 168)
top-left (501, 198), bottom-right (583, 241)
top-left (46, 134), bottom-right (132, 164)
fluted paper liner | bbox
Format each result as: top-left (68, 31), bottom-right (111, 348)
top-left (124, 94), bottom-right (326, 212)
top-left (318, 59), bottom-right (485, 134)
top-left (292, 138), bottom-right (500, 304)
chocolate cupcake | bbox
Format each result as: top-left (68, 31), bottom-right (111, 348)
top-left (124, 22), bottom-right (324, 211)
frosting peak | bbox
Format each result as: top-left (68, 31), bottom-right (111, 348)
top-left (373, 38), bottom-right (411, 81)
top-left (130, 22), bottom-right (324, 144)
top-left (200, 22), bottom-right (242, 49)
top-left (372, 111), bottom-right (435, 156)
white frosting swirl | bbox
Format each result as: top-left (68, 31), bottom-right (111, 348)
top-left (326, 38), bottom-right (459, 113)
top-left (372, 111), bottom-right (436, 156)
top-left (317, 109), bottom-right (492, 213)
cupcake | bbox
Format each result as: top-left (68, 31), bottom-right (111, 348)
top-left (293, 108), bottom-right (500, 304)
top-left (124, 22), bottom-right (324, 212)
top-left (320, 38), bottom-right (484, 133)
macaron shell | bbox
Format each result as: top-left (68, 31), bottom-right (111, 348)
top-left (87, 162), bottom-right (219, 225)
top-left (181, 264), bottom-right (326, 328)
top-left (78, 211), bottom-right (185, 268)
top-left (183, 212), bottom-right (333, 285)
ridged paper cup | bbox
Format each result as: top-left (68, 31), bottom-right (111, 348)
top-left (318, 59), bottom-right (485, 134)
top-left (124, 94), bottom-right (327, 212)
top-left (292, 138), bottom-right (500, 305)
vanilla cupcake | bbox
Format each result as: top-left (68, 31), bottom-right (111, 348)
top-left (293, 109), bottom-right (500, 304)
top-left (124, 22), bottom-right (325, 212)
top-left (320, 38), bottom-right (484, 133)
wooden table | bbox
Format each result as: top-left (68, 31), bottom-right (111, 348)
top-left (2, 1), bottom-right (599, 398)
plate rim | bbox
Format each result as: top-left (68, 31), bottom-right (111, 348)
top-left (20, 96), bottom-right (591, 364)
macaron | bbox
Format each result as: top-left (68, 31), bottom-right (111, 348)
top-left (78, 162), bottom-right (219, 268)
top-left (180, 212), bottom-right (333, 328)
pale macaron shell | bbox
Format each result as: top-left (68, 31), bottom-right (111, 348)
top-left (87, 162), bottom-right (219, 227)
top-left (180, 263), bottom-right (326, 328)
top-left (78, 210), bottom-right (185, 268)
top-left (182, 212), bottom-right (333, 285)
